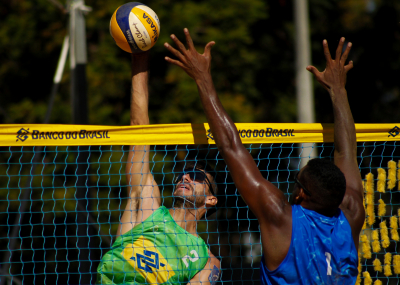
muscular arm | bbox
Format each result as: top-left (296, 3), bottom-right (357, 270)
top-left (164, 29), bottom-right (289, 223)
top-left (117, 53), bottom-right (161, 237)
top-left (194, 73), bottom-right (289, 221)
top-left (164, 30), bottom-right (292, 271)
top-left (307, 38), bottom-right (365, 243)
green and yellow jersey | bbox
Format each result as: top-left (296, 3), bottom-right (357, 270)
top-left (96, 206), bottom-right (210, 284)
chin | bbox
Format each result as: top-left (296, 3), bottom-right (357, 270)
top-left (173, 190), bottom-right (188, 199)
top-left (173, 196), bottom-right (196, 208)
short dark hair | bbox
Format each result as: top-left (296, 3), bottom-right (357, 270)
top-left (302, 158), bottom-right (346, 210)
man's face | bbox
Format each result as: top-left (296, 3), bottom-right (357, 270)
top-left (173, 169), bottom-right (214, 207)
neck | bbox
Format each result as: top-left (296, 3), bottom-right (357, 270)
top-left (300, 201), bottom-right (337, 217)
top-left (169, 206), bottom-right (205, 236)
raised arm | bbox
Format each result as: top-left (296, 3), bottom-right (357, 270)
top-left (117, 53), bottom-right (161, 237)
top-left (306, 38), bottom-right (364, 234)
top-left (163, 29), bottom-right (289, 224)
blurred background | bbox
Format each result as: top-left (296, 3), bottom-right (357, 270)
top-left (1, 0), bottom-right (400, 126)
top-left (1, 0), bottom-right (400, 284)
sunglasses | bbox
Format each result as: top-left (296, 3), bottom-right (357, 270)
top-left (175, 168), bottom-right (215, 196)
top-left (294, 172), bottom-right (312, 196)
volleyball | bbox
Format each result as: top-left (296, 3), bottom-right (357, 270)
top-left (110, 2), bottom-right (160, 53)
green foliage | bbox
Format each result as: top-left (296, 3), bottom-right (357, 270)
top-left (1, 0), bottom-right (400, 125)
top-left (0, 0), bottom-right (269, 125)
top-left (82, 0), bottom-right (269, 125)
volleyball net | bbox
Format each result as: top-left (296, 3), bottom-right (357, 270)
top-left (0, 123), bottom-right (400, 284)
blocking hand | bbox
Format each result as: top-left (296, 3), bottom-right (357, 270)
top-left (164, 28), bottom-right (215, 80)
top-left (306, 38), bottom-right (353, 93)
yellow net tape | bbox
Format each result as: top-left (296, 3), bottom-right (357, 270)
top-left (2, 123), bottom-right (400, 146)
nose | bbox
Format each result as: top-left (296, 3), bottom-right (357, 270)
top-left (181, 173), bottom-right (192, 183)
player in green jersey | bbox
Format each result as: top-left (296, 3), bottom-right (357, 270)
top-left (96, 50), bottom-right (221, 284)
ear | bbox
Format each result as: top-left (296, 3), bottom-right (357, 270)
top-left (298, 188), bottom-right (310, 202)
top-left (205, 195), bottom-right (218, 207)
top-left (293, 189), bottom-right (308, 204)
top-left (293, 194), bottom-right (303, 205)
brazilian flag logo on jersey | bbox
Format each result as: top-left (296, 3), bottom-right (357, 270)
top-left (121, 236), bottom-right (175, 283)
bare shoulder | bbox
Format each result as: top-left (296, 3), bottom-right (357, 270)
top-left (208, 250), bottom-right (221, 269)
top-left (340, 186), bottom-right (364, 218)
top-left (247, 180), bottom-right (291, 224)
top-left (340, 186), bottom-right (365, 237)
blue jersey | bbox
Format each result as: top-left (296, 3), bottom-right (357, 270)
top-left (260, 205), bottom-right (358, 285)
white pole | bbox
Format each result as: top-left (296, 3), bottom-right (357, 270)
top-left (54, 35), bottom-right (69, 84)
top-left (44, 34), bottom-right (70, 123)
top-left (294, 0), bottom-right (317, 168)
top-left (69, 1), bottom-right (93, 283)
top-left (69, 0), bottom-right (91, 123)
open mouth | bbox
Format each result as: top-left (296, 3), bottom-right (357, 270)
top-left (176, 183), bottom-right (193, 193)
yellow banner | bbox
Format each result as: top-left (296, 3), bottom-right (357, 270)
top-left (1, 123), bottom-right (400, 146)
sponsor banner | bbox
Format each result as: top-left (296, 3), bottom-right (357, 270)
top-left (1, 123), bottom-right (399, 146)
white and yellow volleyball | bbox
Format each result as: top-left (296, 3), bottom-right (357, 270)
top-left (110, 2), bottom-right (160, 53)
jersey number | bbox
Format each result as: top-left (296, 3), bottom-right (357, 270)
top-left (182, 250), bottom-right (199, 268)
top-left (325, 252), bottom-right (332, 276)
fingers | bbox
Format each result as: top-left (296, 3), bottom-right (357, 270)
top-left (204, 41), bottom-right (215, 57)
top-left (335, 37), bottom-right (345, 61)
top-left (340, 42), bottom-right (352, 66)
top-left (184, 28), bottom-right (195, 51)
top-left (322, 39), bottom-right (332, 65)
top-left (306, 66), bottom-right (329, 89)
top-left (170, 34), bottom-right (187, 55)
top-left (164, 42), bottom-right (185, 62)
top-left (344, 60), bottom-right (354, 73)
top-left (306, 65), bottom-right (320, 77)
top-left (164, 56), bottom-right (185, 69)
top-left (184, 28), bottom-right (216, 57)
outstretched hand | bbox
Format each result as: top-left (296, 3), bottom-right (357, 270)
top-left (306, 38), bottom-right (353, 94)
top-left (164, 28), bottom-right (215, 81)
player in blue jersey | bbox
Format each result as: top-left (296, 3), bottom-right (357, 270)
top-left (164, 30), bottom-right (365, 284)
